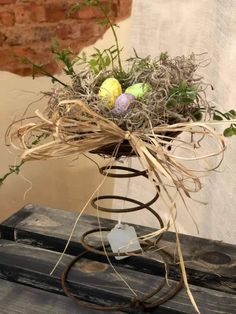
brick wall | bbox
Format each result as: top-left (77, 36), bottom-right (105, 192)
top-left (0, 0), bottom-right (132, 76)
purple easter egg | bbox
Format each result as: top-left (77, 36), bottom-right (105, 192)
top-left (113, 93), bottom-right (135, 114)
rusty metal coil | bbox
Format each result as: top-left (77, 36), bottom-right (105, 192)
top-left (61, 165), bottom-right (183, 311)
top-left (61, 247), bottom-right (183, 311)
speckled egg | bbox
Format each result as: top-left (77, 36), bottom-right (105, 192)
top-left (113, 93), bottom-right (135, 114)
top-left (125, 83), bottom-right (151, 99)
top-left (98, 78), bottom-right (122, 109)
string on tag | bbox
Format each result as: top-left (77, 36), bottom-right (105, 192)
top-left (95, 167), bottom-right (138, 297)
top-left (117, 158), bottom-right (132, 227)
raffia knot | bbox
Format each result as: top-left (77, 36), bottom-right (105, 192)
top-left (124, 131), bottom-right (131, 140)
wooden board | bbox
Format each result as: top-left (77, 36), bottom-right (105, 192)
top-left (0, 278), bottom-right (114, 314)
top-left (1, 204), bottom-right (235, 294)
top-left (0, 238), bottom-right (235, 313)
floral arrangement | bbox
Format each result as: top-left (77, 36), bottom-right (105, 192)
top-left (2, 0), bottom-right (236, 312)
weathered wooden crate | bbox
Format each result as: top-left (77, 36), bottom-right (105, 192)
top-left (0, 204), bottom-right (235, 313)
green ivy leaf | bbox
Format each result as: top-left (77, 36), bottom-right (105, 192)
top-left (104, 55), bottom-right (111, 66)
top-left (166, 99), bottom-right (177, 108)
top-left (168, 82), bottom-right (197, 105)
top-left (98, 19), bottom-right (110, 26)
top-left (213, 113), bottom-right (223, 120)
top-left (89, 58), bottom-right (97, 67)
top-left (186, 90), bottom-right (197, 100)
top-left (21, 57), bottom-right (29, 65)
top-left (223, 127), bottom-right (234, 137)
top-left (84, 0), bottom-right (99, 7)
top-left (160, 52), bottom-right (168, 61)
top-left (192, 111), bottom-right (203, 121)
top-left (229, 109), bottom-right (236, 117)
top-left (181, 97), bottom-right (194, 104)
top-left (69, 3), bottom-right (81, 14)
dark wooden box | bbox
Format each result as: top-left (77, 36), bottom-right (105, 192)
top-left (0, 204), bottom-right (235, 313)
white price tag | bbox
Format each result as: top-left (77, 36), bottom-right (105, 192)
top-left (107, 223), bottom-right (142, 260)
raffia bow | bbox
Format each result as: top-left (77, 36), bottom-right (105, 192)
top-left (8, 99), bottom-right (226, 199)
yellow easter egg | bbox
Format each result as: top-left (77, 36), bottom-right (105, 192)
top-left (98, 78), bottom-right (122, 109)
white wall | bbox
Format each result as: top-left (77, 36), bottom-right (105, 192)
top-left (112, 0), bottom-right (236, 244)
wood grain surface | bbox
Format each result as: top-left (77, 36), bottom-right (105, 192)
top-left (0, 239), bottom-right (236, 313)
top-left (0, 278), bottom-right (115, 314)
top-left (0, 204), bottom-right (236, 313)
top-left (1, 204), bottom-right (235, 293)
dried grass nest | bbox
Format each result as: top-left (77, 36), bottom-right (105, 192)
top-left (9, 53), bottom-right (224, 195)
top-left (48, 53), bottom-right (211, 132)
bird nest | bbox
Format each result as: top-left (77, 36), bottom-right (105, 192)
top-left (8, 53), bottom-right (225, 193)
top-left (48, 53), bottom-right (210, 131)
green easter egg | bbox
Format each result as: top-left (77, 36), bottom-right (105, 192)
top-left (125, 83), bottom-right (151, 99)
top-left (98, 78), bottom-right (122, 109)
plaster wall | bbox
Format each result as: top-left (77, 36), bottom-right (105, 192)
top-left (112, 0), bottom-right (236, 244)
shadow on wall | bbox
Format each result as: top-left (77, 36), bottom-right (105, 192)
top-left (0, 153), bottom-right (114, 223)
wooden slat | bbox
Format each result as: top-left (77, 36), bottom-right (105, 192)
top-left (1, 204), bottom-right (235, 294)
top-left (0, 278), bottom-right (120, 314)
top-left (0, 239), bottom-right (235, 314)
